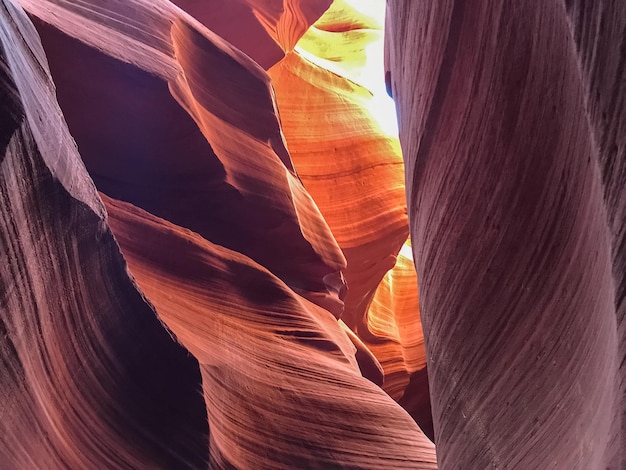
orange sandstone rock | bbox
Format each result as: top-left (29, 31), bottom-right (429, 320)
top-left (105, 193), bottom-right (437, 469)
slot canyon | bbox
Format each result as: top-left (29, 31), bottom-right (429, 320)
top-left (0, 0), bottom-right (624, 468)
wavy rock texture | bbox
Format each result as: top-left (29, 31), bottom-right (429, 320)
top-left (104, 194), bottom-right (437, 469)
top-left (268, 0), bottom-right (432, 436)
top-left (366, 242), bottom-right (426, 398)
top-left (3, 0), bottom-right (438, 467)
top-left (364, 241), bottom-right (432, 438)
top-left (0, 1), bottom-right (209, 467)
top-left (25, 0), bottom-right (347, 318)
top-left (5, 0), bottom-right (623, 467)
top-left (386, 0), bottom-right (625, 468)
top-left (170, 0), bottom-right (332, 69)
top-left (270, 0), bottom-right (407, 330)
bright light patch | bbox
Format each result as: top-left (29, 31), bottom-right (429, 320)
top-left (399, 242), bottom-right (414, 261)
top-left (293, 0), bottom-right (399, 137)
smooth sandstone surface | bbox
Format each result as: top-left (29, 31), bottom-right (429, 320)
top-left (105, 193), bottom-right (437, 469)
top-left (270, 0), bottom-right (407, 331)
top-left (3, 0), bottom-right (438, 467)
top-left (171, 0), bottom-right (332, 69)
top-left (1, 0), bottom-right (625, 467)
top-left (386, 0), bottom-right (625, 468)
top-left (0, 1), bottom-right (209, 467)
top-left (25, 0), bottom-right (348, 318)
top-left (269, 1), bottom-right (432, 436)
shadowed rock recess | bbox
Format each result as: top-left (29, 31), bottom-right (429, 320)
top-left (0, 0), bottom-right (623, 468)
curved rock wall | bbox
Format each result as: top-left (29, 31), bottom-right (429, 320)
top-left (2, 0), bottom-right (624, 467)
top-left (385, 1), bottom-right (625, 468)
top-left (2, 0), bottom-right (437, 467)
top-left (0, 2), bottom-right (209, 467)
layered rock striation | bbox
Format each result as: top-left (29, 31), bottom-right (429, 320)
top-left (2, 0), bottom-right (437, 468)
top-left (386, 1), bottom-right (625, 468)
top-left (1, 0), bottom-right (624, 468)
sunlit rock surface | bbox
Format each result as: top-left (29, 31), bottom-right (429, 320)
top-left (269, 0), bottom-right (406, 331)
top-left (386, 0), bottom-right (625, 468)
top-left (269, 1), bottom-right (432, 436)
top-left (2, 0), bottom-right (625, 467)
top-left (2, 0), bottom-right (437, 467)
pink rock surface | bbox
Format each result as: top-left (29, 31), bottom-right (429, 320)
top-left (268, 2), bottom-right (433, 436)
top-left (0, 1), bottom-right (208, 467)
top-left (171, 0), bottom-right (331, 69)
top-left (3, 0), bottom-right (438, 467)
top-left (386, 0), bottom-right (625, 467)
top-left (104, 193), bottom-right (437, 468)
top-left (26, 0), bottom-right (347, 318)
top-left (2, 0), bottom-right (624, 467)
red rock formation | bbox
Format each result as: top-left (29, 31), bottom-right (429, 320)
top-left (386, 0), bottom-right (625, 467)
top-left (365, 242), bottom-right (426, 398)
top-left (104, 193), bottom-right (437, 468)
top-left (170, 0), bottom-right (332, 69)
top-left (270, 0), bottom-right (407, 332)
top-left (3, 0), bottom-right (438, 467)
top-left (0, 1), bottom-right (209, 467)
top-left (25, 0), bottom-right (347, 318)
top-left (364, 240), bottom-right (433, 438)
top-left (269, 0), bottom-right (433, 438)
top-left (3, 0), bottom-right (624, 466)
